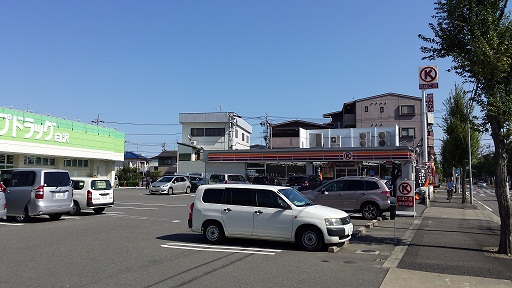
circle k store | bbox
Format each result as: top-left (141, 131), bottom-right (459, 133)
top-left (0, 107), bottom-right (124, 183)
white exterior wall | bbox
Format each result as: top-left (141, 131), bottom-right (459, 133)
top-left (204, 162), bottom-right (247, 179)
top-left (304, 126), bottom-right (400, 148)
top-left (180, 112), bottom-right (252, 151)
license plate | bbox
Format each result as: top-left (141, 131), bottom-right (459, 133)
top-left (54, 192), bottom-right (66, 199)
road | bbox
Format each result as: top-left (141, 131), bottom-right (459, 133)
top-left (0, 188), bottom-right (411, 288)
top-left (467, 184), bottom-right (509, 217)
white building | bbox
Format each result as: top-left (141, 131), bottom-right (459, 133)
top-left (177, 112), bottom-right (252, 175)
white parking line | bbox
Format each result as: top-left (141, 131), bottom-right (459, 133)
top-left (113, 207), bottom-right (158, 210)
top-left (115, 202), bottom-right (186, 207)
top-left (0, 222), bottom-right (23, 226)
top-left (160, 242), bottom-right (281, 255)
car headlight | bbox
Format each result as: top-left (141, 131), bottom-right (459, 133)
top-left (325, 216), bottom-right (350, 226)
top-left (325, 218), bottom-right (342, 226)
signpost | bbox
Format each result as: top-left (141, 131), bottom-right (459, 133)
top-left (396, 180), bottom-right (416, 216)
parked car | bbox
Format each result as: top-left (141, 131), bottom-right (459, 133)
top-left (0, 182), bottom-right (6, 219)
top-left (70, 177), bottom-right (114, 215)
top-left (188, 184), bottom-right (353, 252)
top-left (149, 175), bottom-right (191, 195)
top-left (188, 175), bottom-right (206, 192)
top-left (208, 173), bottom-right (249, 184)
top-left (252, 175), bottom-right (283, 186)
top-left (0, 168), bottom-right (13, 188)
top-left (286, 174), bottom-right (322, 191)
top-left (301, 176), bottom-right (391, 220)
top-left (477, 181), bottom-right (487, 187)
top-left (4, 168), bottom-right (73, 222)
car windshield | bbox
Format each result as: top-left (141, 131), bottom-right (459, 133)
top-left (278, 188), bottom-right (314, 207)
top-left (156, 176), bottom-right (174, 183)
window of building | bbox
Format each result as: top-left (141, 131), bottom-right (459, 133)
top-left (191, 128), bottom-right (205, 137)
top-left (246, 135), bottom-right (249, 143)
top-left (205, 128), bottom-right (225, 136)
top-left (191, 128), bottom-right (226, 137)
top-left (365, 106), bottom-right (368, 112)
top-left (235, 129), bottom-right (239, 138)
top-left (401, 128), bottom-right (415, 137)
top-left (64, 159), bottom-right (89, 167)
top-left (400, 105), bottom-right (415, 115)
top-left (242, 133), bottom-right (245, 142)
top-left (0, 154), bottom-right (14, 169)
top-left (24, 156), bottom-right (56, 166)
top-left (380, 107), bottom-right (384, 113)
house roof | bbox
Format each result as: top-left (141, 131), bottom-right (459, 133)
top-left (124, 151), bottom-right (148, 160)
top-left (154, 150), bottom-right (177, 158)
top-left (344, 92), bottom-right (420, 104)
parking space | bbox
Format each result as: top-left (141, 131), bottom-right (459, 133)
top-left (0, 187), bottom-right (421, 288)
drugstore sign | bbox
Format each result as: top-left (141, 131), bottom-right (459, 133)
top-left (0, 108), bottom-right (124, 153)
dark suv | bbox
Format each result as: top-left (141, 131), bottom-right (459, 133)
top-left (286, 175), bottom-right (322, 191)
top-left (252, 175), bottom-right (283, 186)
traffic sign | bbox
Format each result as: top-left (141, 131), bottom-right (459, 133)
top-left (419, 66), bottom-right (439, 89)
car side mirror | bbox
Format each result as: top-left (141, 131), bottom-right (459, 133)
top-left (320, 188), bottom-right (328, 195)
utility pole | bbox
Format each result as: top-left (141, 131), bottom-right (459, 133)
top-left (91, 114), bottom-right (104, 126)
top-left (260, 113), bottom-right (271, 149)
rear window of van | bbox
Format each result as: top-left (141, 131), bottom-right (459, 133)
top-left (44, 172), bottom-right (71, 187)
top-left (91, 180), bottom-right (112, 190)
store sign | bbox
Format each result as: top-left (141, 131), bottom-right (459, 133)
top-left (396, 180), bottom-right (415, 211)
top-left (0, 108), bottom-right (124, 154)
top-left (0, 113), bottom-right (69, 143)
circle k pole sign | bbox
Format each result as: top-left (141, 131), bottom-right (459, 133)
top-left (397, 180), bottom-right (415, 207)
top-left (419, 65), bottom-right (439, 90)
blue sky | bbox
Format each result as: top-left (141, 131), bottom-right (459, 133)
top-left (0, 1), bottom-right (488, 157)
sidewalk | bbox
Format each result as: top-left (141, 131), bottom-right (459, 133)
top-left (380, 191), bottom-right (512, 288)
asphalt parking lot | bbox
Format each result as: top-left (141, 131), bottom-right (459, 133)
top-left (0, 187), bottom-right (425, 288)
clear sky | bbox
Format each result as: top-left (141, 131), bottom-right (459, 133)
top-left (0, 1), bottom-right (490, 157)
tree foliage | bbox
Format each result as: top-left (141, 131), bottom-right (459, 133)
top-left (420, 0), bottom-right (512, 255)
top-left (439, 84), bottom-right (481, 202)
top-left (116, 166), bottom-right (142, 182)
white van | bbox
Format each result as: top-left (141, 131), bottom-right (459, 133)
top-left (188, 184), bottom-right (353, 252)
top-left (70, 177), bottom-right (114, 215)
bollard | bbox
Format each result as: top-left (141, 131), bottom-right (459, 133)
top-left (124, 181), bottom-right (126, 188)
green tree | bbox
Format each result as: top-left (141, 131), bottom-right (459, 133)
top-left (420, 0), bottom-right (512, 255)
top-left (439, 84), bottom-right (481, 203)
top-left (116, 166), bottom-right (142, 182)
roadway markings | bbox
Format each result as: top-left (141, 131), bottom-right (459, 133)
top-left (115, 202), bottom-right (187, 207)
top-left (0, 222), bottom-right (23, 226)
top-left (160, 242), bottom-right (282, 255)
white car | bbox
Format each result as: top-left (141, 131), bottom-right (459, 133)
top-left (0, 183), bottom-right (6, 219)
top-left (70, 177), bottom-right (114, 215)
top-left (149, 175), bottom-right (191, 195)
top-left (477, 181), bottom-right (487, 187)
top-left (188, 184), bottom-right (353, 252)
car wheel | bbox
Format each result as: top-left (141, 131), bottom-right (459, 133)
top-left (296, 226), bottom-right (324, 252)
top-left (14, 207), bottom-right (30, 223)
top-left (49, 214), bottom-right (62, 220)
top-left (361, 203), bottom-right (380, 220)
top-left (185, 186), bottom-right (190, 194)
top-left (168, 187), bottom-right (174, 195)
top-left (203, 221), bottom-right (225, 244)
top-left (69, 201), bottom-right (81, 216)
top-left (93, 207), bottom-right (105, 214)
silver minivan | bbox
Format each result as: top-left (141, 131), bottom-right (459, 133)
top-left (5, 168), bottom-right (73, 222)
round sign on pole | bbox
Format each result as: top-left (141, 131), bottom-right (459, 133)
top-left (398, 182), bottom-right (413, 196)
top-left (419, 66), bottom-right (439, 89)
